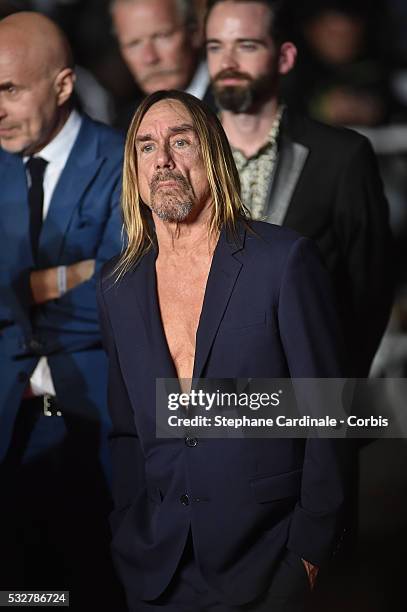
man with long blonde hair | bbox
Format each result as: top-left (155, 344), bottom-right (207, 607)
top-left (117, 89), bottom-right (245, 279)
top-left (97, 90), bottom-right (352, 611)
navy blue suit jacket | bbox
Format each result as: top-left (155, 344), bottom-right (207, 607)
top-left (97, 221), bottom-right (353, 606)
top-left (0, 115), bottom-right (124, 477)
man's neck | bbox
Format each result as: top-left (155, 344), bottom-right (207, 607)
top-left (154, 203), bottom-right (218, 258)
top-left (221, 97), bottom-right (279, 158)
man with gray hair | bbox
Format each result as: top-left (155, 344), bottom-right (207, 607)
top-left (111, 0), bottom-right (214, 127)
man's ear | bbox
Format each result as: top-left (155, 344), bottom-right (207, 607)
top-left (278, 42), bottom-right (297, 75)
top-left (54, 68), bottom-right (76, 107)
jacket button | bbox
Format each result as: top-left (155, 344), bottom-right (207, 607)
top-left (180, 494), bottom-right (190, 506)
top-left (185, 436), bottom-right (198, 447)
top-left (17, 371), bottom-right (28, 383)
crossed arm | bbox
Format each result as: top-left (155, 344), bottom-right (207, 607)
top-left (30, 259), bottom-right (95, 304)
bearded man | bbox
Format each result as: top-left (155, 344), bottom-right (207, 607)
top-left (205, 0), bottom-right (393, 377)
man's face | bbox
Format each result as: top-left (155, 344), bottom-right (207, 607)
top-left (0, 48), bottom-right (61, 155)
top-left (206, 1), bottom-right (280, 112)
top-left (135, 99), bottom-right (211, 223)
top-left (113, 0), bottom-right (196, 94)
top-left (304, 11), bottom-right (364, 65)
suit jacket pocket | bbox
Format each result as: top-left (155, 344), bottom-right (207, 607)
top-left (250, 468), bottom-right (302, 503)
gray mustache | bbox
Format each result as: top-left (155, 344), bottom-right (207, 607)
top-left (150, 171), bottom-right (189, 192)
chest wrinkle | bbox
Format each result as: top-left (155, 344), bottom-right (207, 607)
top-left (156, 251), bottom-right (212, 383)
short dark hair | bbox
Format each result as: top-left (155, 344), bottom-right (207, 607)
top-left (204, 0), bottom-right (290, 47)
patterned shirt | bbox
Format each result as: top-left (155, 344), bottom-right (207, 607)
top-left (232, 106), bottom-right (284, 220)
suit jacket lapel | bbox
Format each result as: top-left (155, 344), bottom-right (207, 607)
top-left (119, 247), bottom-right (178, 380)
top-left (193, 227), bottom-right (245, 380)
top-left (38, 116), bottom-right (104, 267)
top-left (114, 226), bottom-right (245, 385)
top-left (0, 153), bottom-right (32, 262)
top-left (265, 115), bottom-right (309, 226)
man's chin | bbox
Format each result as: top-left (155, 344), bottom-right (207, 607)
top-left (141, 74), bottom-right (185, 95)
top-left (0, 137), bottom-right (25, 154)
top-left (213, 86), bottom-right (253, 114)
top-left (151, 200), bottom-right (193, 223)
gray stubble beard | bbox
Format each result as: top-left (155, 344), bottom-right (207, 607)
top-left (150, 170), bottom-right (194, 222)
top-left (151, 193), bottom-right (193, 222)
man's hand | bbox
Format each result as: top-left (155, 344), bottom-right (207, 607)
top-left (67, 259), bottom-right (96, 291)
top-left (301, 558), bottom-right (319, 590)
top-left (30, 259), bottom-right (95, 304)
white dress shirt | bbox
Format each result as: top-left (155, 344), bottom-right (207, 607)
top-left (26, 110), bottom-right (82, 396)
top-left (185, 61), bottom-right (210, 101)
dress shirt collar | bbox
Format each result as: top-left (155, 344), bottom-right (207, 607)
top-left (185, 61), bottom-right (210, 100)
top-left (35, 109), bottom-right (82, 166)
top-left (231, 104), bottom-right (286, 162)
top-left (24, 109), bottom-right (82, 167)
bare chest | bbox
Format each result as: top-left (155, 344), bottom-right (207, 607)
top-left (156, 260), bottom-right (210, 381)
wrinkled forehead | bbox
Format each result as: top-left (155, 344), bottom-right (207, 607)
top-left (114, 0), bottom-right (184, 33)
top-left (137, 99), bottom-right (196, 136)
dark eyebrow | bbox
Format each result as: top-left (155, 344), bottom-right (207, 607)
top-left (136, 124), bottom-right (195, 143)
top-left (168, 124), bottom-right (195, 135)
top-left (136, 133), bottom-right (154, 143)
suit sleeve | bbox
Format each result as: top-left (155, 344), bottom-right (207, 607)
top-left (60, 166), bottom-right (123, 318)
top-left (278, 237), bottom-right (355, 566)
top-left (334, 137), bottom-right (394, 375)
top-left (96, 271), bottom-right (147, 534)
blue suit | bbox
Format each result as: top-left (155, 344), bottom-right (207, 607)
top-left (97, 220), bottom-right (354, 609)
top-left (0, 114), bottom-right (124, 470)
top-left (0, 115), bottom-right (126, 605)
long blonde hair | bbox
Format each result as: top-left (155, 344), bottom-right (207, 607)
top-left (116, 89), bottom-right (248, 279)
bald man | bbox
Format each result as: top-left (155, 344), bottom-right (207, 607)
top-left (0, 12), bottom-right (125, 608)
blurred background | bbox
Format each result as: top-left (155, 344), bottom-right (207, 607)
top-left (1, 1), bottom-right (407, 610)
top-left (2, 0), bottom-right (406, 305)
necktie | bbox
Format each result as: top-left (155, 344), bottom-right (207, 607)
top-left (26, 156), bottom-right (48, 262)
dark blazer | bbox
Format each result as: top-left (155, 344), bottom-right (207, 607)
top-left (97, 221), bottom-right (353, 607)
top-left (0, 114), bottom-right (124, 474)
top-left (265, 110), bottom-right (393, 376)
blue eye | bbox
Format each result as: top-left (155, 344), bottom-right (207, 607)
top-left (141, 143), bottom-right (155, 153)
top-left (155, 31), bottom-right (172, 39)
top-left (174, 139), bottom-right (188, 148)
top-left (124, 40), bottom-right (141, 50)
top-left (240, 43), bottom-right (257, 51)
top-left (4, 85), bottom-right (18, 97)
